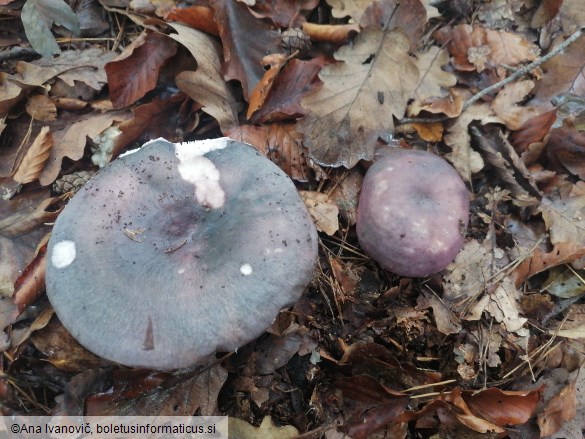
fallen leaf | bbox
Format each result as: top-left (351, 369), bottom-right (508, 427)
top-left (444, 103), bottom-right (500, 182)
top-left (105, 31), bottom-right (177, 108)
top-left (0, 192), bottom-right (63, 296)
top-left (86, 362), bottom-right (228, 416)
top-left (246, 0), bottom-right (318, 28)
top-left (12, 241), bottom-right (47, 313)
top-left (482, 277), bottom-right (527, 332)
top-left (417, 290), bottom-right (462, 335)
top-left (491, 80), bottom-right (543, 130)
top-left (250, 57), bottom-right (325, 124)
top-left (534, 34), bottom-right (585, 105)
top-left (25, 94), bottom-right (57, 121)
top-left (538, 380), bottom-right (576, 436)
top-left (434, 24), bottom-right (539, 72)
top-left (443, 239), bottom-right (506, 316)
top-left (12, 127), bottom-right (53, 185)
top-left (112, 94), bottom-right (185, 158)
top-left (228, 416), bottom-right (299, 439)
top-left (247, 53), bottom-right (290, 120)
top-left (470, 125), bottom-right (541, 203)
top-left (546, 125), bottom-right (585, 179)
top-left (39, 111), bottom-right (129, 185)
top-left (510, 109), bottom-right (557, 161)
top-left (538, 180), bottom-right (585, 245)
top-left (511, 243), bottom-right (585, 287)
top-left (165, 5), bottom-right (219, 35)
top-left (299, 28), bottom-right (419, 167)
top-left (359, 0), bottom-right (427, 50)
top-left (463, 387), bottom-right (542, 426)
top-left (331, 375), bottom-right (409, 439)
top-left (0, 72), bottom-right (23, 118)
top-left (30, 316), bottom-right (109, 371)
top-left (20, 48), bottom-right (115, 90)
top-left (169, 23), bottom-right (238, 132)
top-left (21, 0), bottom-right (80, 57)
top-left (408, 46), bottom-right (457, 116)
top-left (330, 257), bottom-right (360, 295)
top-left (330, 169), bottom-right (363, 225)
top-left (531, 0), bottom-right (563, 27)
top-left (226, 123), bottom-right (312, 182)
top-left (211, 0), bottom-right (283, 100)
top-left (300, 190), bottom-right (339, 235)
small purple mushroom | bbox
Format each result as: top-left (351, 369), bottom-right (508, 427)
top-left (356, 149), bottom-right (469, 277)
top-left (45, 138), bottom-right (318, 369)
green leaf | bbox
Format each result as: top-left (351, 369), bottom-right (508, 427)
top-left (21, 0), bottom-right (80, 58)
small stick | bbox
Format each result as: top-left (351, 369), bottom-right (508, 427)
top-left (399, 26), bottom-right (585, 125)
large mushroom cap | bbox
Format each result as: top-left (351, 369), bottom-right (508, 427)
top-left (356, 149), bottom-right (469, 277)
top-left (46, 138), bottom-right (318, 369)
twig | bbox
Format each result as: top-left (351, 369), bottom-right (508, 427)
top-left (399, 26), bottom-right (585, 125)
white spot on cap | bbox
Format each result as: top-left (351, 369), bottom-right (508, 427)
top-left (52, 240), bottom-right (76, 268)
top-left (174, 139), bottom-right (229, 209)
top-left (240, 263), bottom-right (253, 275)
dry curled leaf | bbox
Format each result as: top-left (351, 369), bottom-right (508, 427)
top-left (12, 126), bottom-right (52, 185)
top-left (169, 23), bottom-right (238, 133)
top-left (300, 190), bottom-right (339, 235)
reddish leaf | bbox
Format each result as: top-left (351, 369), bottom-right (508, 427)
top-left (251, 57), bottom-right (325, 123)
top-left (112, 94), bottom-right (186, 158)
top-left (247, 53), bottom-right (289, 120)
top-left (463, 387), bottom-right (542, 426)
top-left (105, 31), bottom-right (177, 108)
top-left (511, 243), bottom-right (585, 287)
top-left (330, 375), bottom-right (409, 439)
top-left (546, 124), bottom-right (585, 179)
top-left (531, 0), bottom-right (563, 27)
top-left (86, 362), bottom-right (227, 416)
top-left (12, 241), bottom-right (47, 313)
top-left (165, 5), bottom-right (219, 36)
top-left (211, 0), bottom-right (283, 100)
top-left (510, 109), bottom-right (557, 155)
top-left (537, 380), bottom-right (577, 437)
top-left (534, 34), bottom-right (585, 105)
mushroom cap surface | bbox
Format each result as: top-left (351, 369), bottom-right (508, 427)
top-left (46, 138), bottom-right (318, 369)
top-left (356, 149), bottom-right (469, 277)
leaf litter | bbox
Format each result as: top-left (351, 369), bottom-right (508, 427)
top-left (1, 0), bottom-right (585, 437)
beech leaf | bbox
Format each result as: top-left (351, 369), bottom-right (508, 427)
top-left (12, 127), bottom-right (53, 185)
top-left (169, 23), bottom-right (238, 133)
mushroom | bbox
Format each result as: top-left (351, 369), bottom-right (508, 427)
top-left (356, 149), bottom-right (469, 277)
top-left (45, 138), bottom-right (318, 370)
